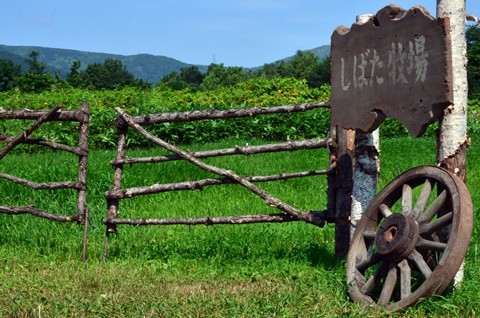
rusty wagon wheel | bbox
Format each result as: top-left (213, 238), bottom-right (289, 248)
top-left (346, 166), bottom-right (473, 312)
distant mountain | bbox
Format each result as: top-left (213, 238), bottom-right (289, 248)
top-left (0, 44), bottom-right (208, 84)
top-left (0, 44), bottom-right (330, 83)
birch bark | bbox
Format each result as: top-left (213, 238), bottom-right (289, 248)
top-left (436, 0), bottom-right (468, 286)
top-left (350, 14), bottom-right (380, 238)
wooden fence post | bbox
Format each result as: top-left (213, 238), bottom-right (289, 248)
top-left (334, 127), bottom-right (355, 258)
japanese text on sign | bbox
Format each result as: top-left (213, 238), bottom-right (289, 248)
top-left (341, 36), bottom-right (429, 91)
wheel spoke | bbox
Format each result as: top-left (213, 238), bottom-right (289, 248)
top-left (402, 184), bottom-right (413, 216)
top-left (357, 252), bottom-right (381, 273)
top-left (398, 260), bottom-right (411, 299)
top-left (379, 204), bottom-right (392, 218)
top-left (408, 249), bottom-right (432, 279)
top-left (419, 212), bottom-right (453, 235)
top-left (412, 179), bottom-right (433, 219)
top-left (416, 237), bottom-right (447, 252)
top-left (418, 190), bottom-right (447, 224)
top-left (360, 261), bottom-right (390, 295)
top-left (363, 230), bottom-right (376, 241)
top-left (378, 267), bottom-right (398, 305)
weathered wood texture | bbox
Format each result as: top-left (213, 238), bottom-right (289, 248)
top-left (0, 205), bottom-right (79, 222)
top-left (104, 210), bottom-right (328, 227)
top-left (103, 101), bottom-right (335, 262)
top-left (0, 104), bottom-right (90, 261)
top-left (0, 108), bottom-right (84, 121)
top-left (106, 169), bottom-right (331, 199)
top-left (331, 5), bottom-right (453, 137)
top-left (0, 134), bottom-right (85, 155)
top-left (332, 127), bottom-right (355, 258)
top-left (111, 138), bottom-right (329, 166)
top-left (115, 108), bottom-right (327, 226)
top-left (0, 105), bottom-right (62, 160)
top-left (129, 102), bottom-right (329, 125)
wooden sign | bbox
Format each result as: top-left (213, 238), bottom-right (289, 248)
top-left (330, 5), bottom-right (453, 137)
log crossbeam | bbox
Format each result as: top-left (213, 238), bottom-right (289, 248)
top-left (106, 169), bottom-right (331, 199)
top-left (111, 138), bottom-right (330, 166)
top-left (0, 105), bottom-right (62, 161)
top-left (0, 205), bottom-right (79, 222)
top-left (128, 101), bottom-right (330, 126)
top-left (0, 134), bottom-right (85, 156)
top-left (0, 109), bottom-right (83, 121)
top-left (104, 210), bottom-right (329, 227)
top-left (0, 173), bottom-right (83, 190)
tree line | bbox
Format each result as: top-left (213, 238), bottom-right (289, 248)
top-left (0, 51), bottom-right (149, 93)
top-left (0, 50), bottom-right (330, 93)
top-left (159, 50), bottom-right (330, 91)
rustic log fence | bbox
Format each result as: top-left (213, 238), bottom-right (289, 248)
top-left (0, 103), bottom-right (90, 261)
top-left (102, 102), bottom-right (343, 262)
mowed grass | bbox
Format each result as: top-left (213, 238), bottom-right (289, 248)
top-left (0, 136), bottom-right (478, 317)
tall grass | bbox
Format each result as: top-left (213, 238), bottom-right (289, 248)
top-left (0, 136), bottom-right (478, 317)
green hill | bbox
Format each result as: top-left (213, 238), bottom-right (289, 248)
top-left (0, 44), bottom-right (208, 84)
top-left (0, 44), bottom-right (330, 83)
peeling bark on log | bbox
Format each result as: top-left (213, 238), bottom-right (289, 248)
top-left (111, 138), bottom-right (330, 166)
top-left (104, 210), bottom-right (328, 227)
top-left (115, 107), bottom-right (325, 226)
top-left (0, 205), bottom-right (78, 222)
top-left (350, 130), bottom-right (380, 238)
top-left (130, 102), bottom-right (329, 125)
top-left (0, 134), bottom-right (85, 156)
top-left (106, 169), bottom-right (331, 199)
top-left (0, 173), bottom-right (82, 190)
top-left (77, 103), bottom-right (90, 262)
top-left (103, 125), bottom-right (128, 265)
top-left (0, 105), bottom-right (62, 161)
top-left (437, 0), bottom-right (468, 286)
top-left (0, 108), bottom-right (83, 121)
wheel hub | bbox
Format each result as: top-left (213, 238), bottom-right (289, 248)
top-left (374, 213), bottom-right (419, 262)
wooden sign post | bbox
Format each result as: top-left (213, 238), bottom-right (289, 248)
top-left (330, 5), bottom-right (454, 257)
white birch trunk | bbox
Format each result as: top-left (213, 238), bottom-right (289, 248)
top-left (351, 130), bottom-right (380, 238)
top-left (350, 14), bottom-right (380, 238)
top-left (436, 0), bottom-right (468, 286)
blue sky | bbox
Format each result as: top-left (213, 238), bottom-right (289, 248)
top-left (1, 1), bottom-right (479, 67)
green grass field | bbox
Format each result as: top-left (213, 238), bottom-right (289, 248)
top-left (0, 136), bottom-right (478, 317)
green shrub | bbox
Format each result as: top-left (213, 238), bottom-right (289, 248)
top-left (0, 78), bottom-right (330, 148)
top-left (0, 81), bottom-right (478, 149)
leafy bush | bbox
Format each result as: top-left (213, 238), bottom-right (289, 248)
top-left (0, 80), bottom-right (478, 149)
top-left (0, 77), bottom-right (330, 148)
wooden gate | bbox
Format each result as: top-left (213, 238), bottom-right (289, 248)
top-left (0, 103), bottom-right (90, 261)
top-left (102, 102), bottom-right (338, 262)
